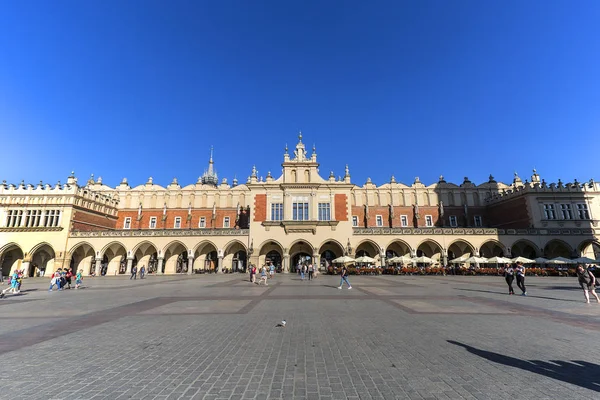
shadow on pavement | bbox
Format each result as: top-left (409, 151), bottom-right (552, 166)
top-left (456, 288), bottom-right (579, 302)
top-left (448, 340), bottom-right (600, 392)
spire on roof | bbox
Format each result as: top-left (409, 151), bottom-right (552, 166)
top-left (201, 146), bottom-right (218, 186)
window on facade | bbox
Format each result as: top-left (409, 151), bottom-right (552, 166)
top-left (124, 217), bottom-right (131, 229)
top-left (199, 217), bottom-right (206, 228)
top-left (376, 215), bottom-right (383, 227)
top-left (44, 210), bottom-right (60, 227)
top-left (271, 203), bottom-right (283, 221)
top-left (400, 215), bottom-right (408, 227)
top-left (352, 215), bottom-right (358, 227)
top-left (318, 203), bottom-right (331, 221)
top-left (292, 202), bottom-right (309, 221)
top-left (174, 217), bottom-right (181, 228)
top-left (577, 204), bottom-right (590, 219)
top-left (474, 215), bottom-right (483, 227)
top-left (449, 215), bottom-right (458, 227)
top-left (543, 204), bottom-right (556, 220)
top-left (149, 217), bottom-right (157, 229)
top-left (223, 216), bottom-right (230, 228)
top-left (425, 215), bottom-right (433, 227)
top-left (560, 204), bottom-right (573, 220)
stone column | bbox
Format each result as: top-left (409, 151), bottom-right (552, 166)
top-left (217, 255), bottom-right (223, 273)
top-left (283, 254), bottom-right (290, 273)
top-left (157, 257), bottom-right (164, 275)
top-left (313, 253), bottom-right (321, 271)
top-left (95, 258), bottom-right (102, 276)
top-left (126, 258), bottom-right (133, 275)
top-left (20, 261), bottom-right (30, 276)
top-left (379, 254), bottom-right (386, 268)
top-left (187, 256), bottom-right (194, 275)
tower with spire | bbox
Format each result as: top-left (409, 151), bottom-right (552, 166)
top-left (201, 146), bottom-right (219, 186)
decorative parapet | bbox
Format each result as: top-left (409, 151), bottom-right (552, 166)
top-left (70, 228), bottom-right (249, 238)
top-left (485, 180), bottom-right (599, 205)
top-left (0, 227), bottom-right (63, 233)
top-left (352, 227), bottom-right (597, 236)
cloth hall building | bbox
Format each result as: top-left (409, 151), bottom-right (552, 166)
top-left (1, 134), bottom-right (599, 278)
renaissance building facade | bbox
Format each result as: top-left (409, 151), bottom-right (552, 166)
top-left (1, 134), bottom-right (599, 277)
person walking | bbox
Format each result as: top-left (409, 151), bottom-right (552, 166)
top-left (308, 263), bottom-right (314, 280)
top-left (49, 270), bottom-right (62, 291)
top-left (130, 265), bottom-right (137, 280)
top-left (250, 264), bottom-right (256, 283)
top-left (269, 262), bottom-right (275, 279)
top-left (338, 265), bottom-right (352, 289)
top-left (515, 262), bottom-right (527, 296)
top-left (75, 269), bottom-right (83, 289)
top-left (576, 264), bottom-right (600, 304)
top-left (300, 264), bottom-right (306, 280)
top-left (140, 265), bottom-right (146, 279)
top-left (504, 264), bottom-right (515, 295)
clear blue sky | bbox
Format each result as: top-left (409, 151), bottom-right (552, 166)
top-left (1, 1), bottom-right (599, 188)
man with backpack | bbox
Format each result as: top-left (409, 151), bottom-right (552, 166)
top-left (338, 266), bottom-right (352, 289)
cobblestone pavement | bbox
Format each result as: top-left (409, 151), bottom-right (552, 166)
top-left (1, 273), bottom-right (600, 399)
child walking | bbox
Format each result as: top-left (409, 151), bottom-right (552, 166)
top-left (75, 269), bottom-right (83, 289)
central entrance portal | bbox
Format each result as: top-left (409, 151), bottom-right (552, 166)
top-left (292, 252), bottom-right (312, 273)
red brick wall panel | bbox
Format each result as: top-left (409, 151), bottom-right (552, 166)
top-left (486, 197), bottom-right (530, 228)
top-left (254, 194), bottom-right (266, 222)
top-left (334, 194), bottom-right (348, 221)
top-left (71, 209), bottom-right (118, 231)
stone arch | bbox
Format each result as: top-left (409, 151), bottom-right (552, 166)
top-left (193, 241), bottom-right (218, 273)
top-left (318, 240), bottom-right (345, 269)
top-left (479, 240), bottom-right (506, 258)
top-left (510, 239), bottom-right (539, 259)
top-left (133, 241), bottom-right (159, 275)
top-left (578, 239), bottom-right (600, 259)
top-left (385, 239), bottom-right (412, 259)
top-left (28, 243), bottom-right (56, 278)
top-left (100, 241), bottom-right (128, 275)
top-left (447, 239), bottom-right (475, 260)
top-left (416, 239), bottom-right (443, 262)
top-left (355, 239), bottom-right (380, 258)
top-left (69, 242), bottom-right (96, 277)
top-left (223, 240), bottom-right (247, 273)
top-left (163, 240), bottom-right (189, 274)
top-left (258, 240), bottom-right (284, 271)
top-left (0, 243), bottom-right (24, 277)
top-left (543, 239), bottom-right (573, 259)
top-left (289, 240), bottom-right (316, 272)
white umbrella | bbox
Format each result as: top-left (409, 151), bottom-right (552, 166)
top-left (355, 256), bottom-right (376, 263)
top-left (534, 257), bottom-right (550, 264)
top-left (412, 256), bottom-right (434, 264)
top-left (449, 255), bottom-right (469, 264)
top-left (546, 257), bottom-right (575, 264)
top-left (486, 256), bottom-right (511, 264)
top-left (332, 256), bottom-right (355, 264)
top-left (573, 257), bottom-right (597, 264)
top-left (465, 256), bottom-right (488, 264)
top-left (511, 256), bottom-right (535, 264)
top-left (388, 255), bottom-right (413, 264)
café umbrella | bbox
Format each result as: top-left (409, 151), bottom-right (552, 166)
top-left (412, 256), bottom-right (434, 264)
top-left (332, 256), bottom-right (355, 264)
top-left (449, 255), bottom-right (470, 263)
top-left (547, 256), bottom-right (576, 264)
top-left (534, 257), bottom-right (550, 264)
top-left (486, 256), bottom-right (511, 264)
top-left (511, 256), bottom-right (535, 264)
top-left (465, 256), bottom-right (488, 264)
top-left (573, 256), bottom-right (598, 264)
top-left (388, 255), bottom-right (413, 264)
top-left (355, 256), bottom-right (376, 264)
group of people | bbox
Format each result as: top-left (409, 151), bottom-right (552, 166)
top-left (49, 268), bottom-right (83, 291)
top-left (249, 261), bottom-right (276, 285)
top-left (504, 262), bottom-right (600, 303)
top-left (297, 263), bottom-right (317, 280)
top-left (130, 265), bottom-right (146, 280)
